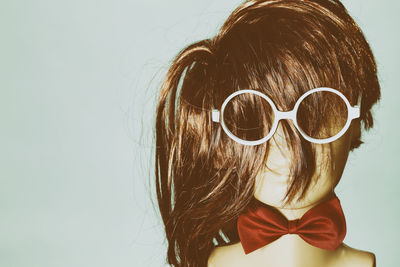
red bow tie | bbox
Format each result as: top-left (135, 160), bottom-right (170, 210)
top-left (237, 193), bottom-right (346, 254)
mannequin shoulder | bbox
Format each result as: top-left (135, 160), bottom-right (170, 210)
top-left (334, 243), bottom-right (376, 267)
top-left (208, 242), bottom-right (245, 267)
top-left (208, 242), bottom-right (376, 267)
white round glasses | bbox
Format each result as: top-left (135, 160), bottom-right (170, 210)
top-left (211, 87), bottom-right (361, 146)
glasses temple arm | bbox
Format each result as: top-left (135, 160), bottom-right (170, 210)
top-left (351, 93), bottom-right (362, 119)
top-left (212, 109), bottom-right (220, 122)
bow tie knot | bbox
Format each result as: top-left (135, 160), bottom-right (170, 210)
top-left (287, 219), bottom-right (299, 234)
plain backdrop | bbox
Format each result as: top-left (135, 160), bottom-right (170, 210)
top-left (1, 0), bottom-right (399, 266)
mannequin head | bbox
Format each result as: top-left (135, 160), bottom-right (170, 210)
top-left (155, 0), bottom-right (380, 266)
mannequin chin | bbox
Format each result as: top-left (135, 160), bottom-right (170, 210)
top-left (254, 119), bottom-right (359, 211)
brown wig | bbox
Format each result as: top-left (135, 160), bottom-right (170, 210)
top-left (154, 0), bottom-right (380, 266)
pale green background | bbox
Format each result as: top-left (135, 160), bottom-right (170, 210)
top-left (1, 0), bottom-right (399, 266)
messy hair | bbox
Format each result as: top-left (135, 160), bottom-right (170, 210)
top-left (154, 0), bottom-right (380, 266)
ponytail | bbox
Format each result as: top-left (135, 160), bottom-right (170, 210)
top-left (155, 39), bottom-right (221, 267)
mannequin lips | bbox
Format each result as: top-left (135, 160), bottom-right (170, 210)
top-left (260, 165), bottom-right (291, 186)
top-left (265, 160), bottom-right (291, 174)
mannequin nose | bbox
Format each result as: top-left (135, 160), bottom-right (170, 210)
top-left (270, 121), bottom-right (290, 151)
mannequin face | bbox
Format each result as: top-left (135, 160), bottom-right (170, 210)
top-left (254, 119), bottom-right (360, 209)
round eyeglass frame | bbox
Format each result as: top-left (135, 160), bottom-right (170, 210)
top-left (211, 87), bottom-right (361, 146)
